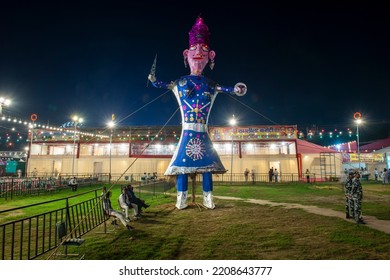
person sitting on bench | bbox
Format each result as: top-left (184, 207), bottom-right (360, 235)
top-left (102, 191), bottom-right (134, 231)
top-left (126, 184), bottom-right (150, 217)
top-left (68, 177), bottom-right (78, 191)
top-left (118, 186), bottom-right (138, 221)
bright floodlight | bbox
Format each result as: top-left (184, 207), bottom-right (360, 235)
top-left (72, 115), bottom-right (83, 123)
top-left (108, 121), bottom-right (115, 128)
top-left (230, 115), bottom-right (237, 126)
top-left (0, 97), bottom-right (11, 106)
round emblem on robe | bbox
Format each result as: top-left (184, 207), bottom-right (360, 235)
top-left (185, 137), bottom-right (205, 161)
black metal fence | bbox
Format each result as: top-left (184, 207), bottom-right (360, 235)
top-left (110, 172), bottom-right (333, 186)
top-left (0, 180), bottom-right (173, 260)
top-left (0, 176), bottom-right (98, 200)
top-left (163, 172), bottom-right (330, 185)
top-left (1, 172), bottom-right (339, 200)
top-left (0, 188), bottom-right (106, 260)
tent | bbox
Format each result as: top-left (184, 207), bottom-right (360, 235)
top-left (360, 138), bottom-right (390, 153)
top-left (296, 139), bottom-right (339, 154)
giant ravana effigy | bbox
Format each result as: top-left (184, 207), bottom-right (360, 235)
top-left (148, 16), bottom-right (247, 209)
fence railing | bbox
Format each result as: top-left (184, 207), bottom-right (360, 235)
top-left (0, 180), bottom-right (173, 260)
top-left (90, 172), bottom-right (340, 185)
top-left (0, 176), bottom-right (98, 200)
top-left (0, 188), bottom-right (106, 260)
top-left (0, 172), bottom-right (341, 200)
top-left (180, 172), bottom-right (335, 185)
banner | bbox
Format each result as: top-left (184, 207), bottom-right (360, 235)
top-left (347, 153), bottom-right (384, 163)
top-left (209, 125), bottom-right (298, 141)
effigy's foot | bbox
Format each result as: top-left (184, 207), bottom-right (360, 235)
top-left (203, 191), bottom-right (215, 209)
top-left (176, 191), bottom-right (188, 209)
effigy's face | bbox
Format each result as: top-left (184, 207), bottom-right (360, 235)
top-left (187, 44), bottom-right (210, 75)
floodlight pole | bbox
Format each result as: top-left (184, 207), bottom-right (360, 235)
top-left (71, 116), bottom-right (83, 177)
top-left (72, 123), bottom-right (77, 177)
top-left (356, 121), bottom-right (361, 171)
top-left (230, 115), bottom-right (236, 185)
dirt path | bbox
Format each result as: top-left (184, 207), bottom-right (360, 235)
top-left (215, 196), bottom-right (390, 234)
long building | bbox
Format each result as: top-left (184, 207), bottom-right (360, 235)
top-left (26, 124), bottom-right (341, 181)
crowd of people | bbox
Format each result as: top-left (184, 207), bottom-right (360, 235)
top-left (244, 167), bottom-right (280, 184)
top-left (140, 172), bottom-right (158, 183)
top-left (101, 184), bottom-right (150, 232)
top-left (344, 167), bottom-right (390, 184)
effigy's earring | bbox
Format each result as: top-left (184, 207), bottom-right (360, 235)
top-left (209, 59), bottom-right (215, 70)
top-left (184, 57), bottom-right (188, 68)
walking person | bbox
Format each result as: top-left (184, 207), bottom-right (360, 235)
top-left (351, 172), bottom-right (365, 224)
top-left (251, 169), bottom-right (255, 185)
top-left (344, 172), bottom-right (355, 219)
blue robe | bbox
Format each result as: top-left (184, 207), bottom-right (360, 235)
top-left (152, 75), bottom-right (235, 176)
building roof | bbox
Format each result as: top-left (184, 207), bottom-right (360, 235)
top-left (360, 138), bottom-right (390, 152)
top-left (296, 139), bottom-right (339, 154)
top-left (327, 141), bottom-right (357, 153)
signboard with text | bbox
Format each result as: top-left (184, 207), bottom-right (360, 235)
top-left (209, 125), bottom-right (298, 141)
top-left (343, 153), bottom-right (384, 163)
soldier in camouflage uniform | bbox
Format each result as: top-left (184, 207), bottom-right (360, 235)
top-left (344, 172), bottom-right (354, 219)
top-left (351, 172), bottom-right (366, 224)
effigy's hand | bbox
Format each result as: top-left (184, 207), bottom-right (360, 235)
top-left (234, 82), bottom-right (247, 96)
top-left (148, 74), bottom-right (156, 83)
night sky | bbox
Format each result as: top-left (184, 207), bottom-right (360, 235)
top-left (1, 1), bottom-right (389, 148)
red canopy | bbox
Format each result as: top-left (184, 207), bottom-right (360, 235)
top-left (360, 138), bottom-right (390, 152)
top-left (296, 139), bottom-right (339, 154)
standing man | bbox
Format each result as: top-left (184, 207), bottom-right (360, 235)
top-left (351, 172), bottom-right (365, 224)
top-left (244, 168), bottom-right (249, 183)
top-left (305, 169), bottom-right (310, 183)
top-left (268, 168), bottom-right (274, 182)
top-left (344, 171), bottom-right (354, 219)
top-left (148, 16), bottom-right (247, 209)
top-left (274, 168), bottom-right (279, 183)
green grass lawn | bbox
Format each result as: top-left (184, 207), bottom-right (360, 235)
top-left (2, 181), bottom-right (390, 260)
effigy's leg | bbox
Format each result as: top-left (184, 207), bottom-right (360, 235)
top-left (202, 172), bottom-right (215, 209)
top-left (176, 174), bottom-right (188, 209)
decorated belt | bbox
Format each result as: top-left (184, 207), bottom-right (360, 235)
top-left (182, 123), bottom-right (208, 132)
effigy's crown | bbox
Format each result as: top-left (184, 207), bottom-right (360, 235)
top-left (188, 16), bottom-right (210, 47)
